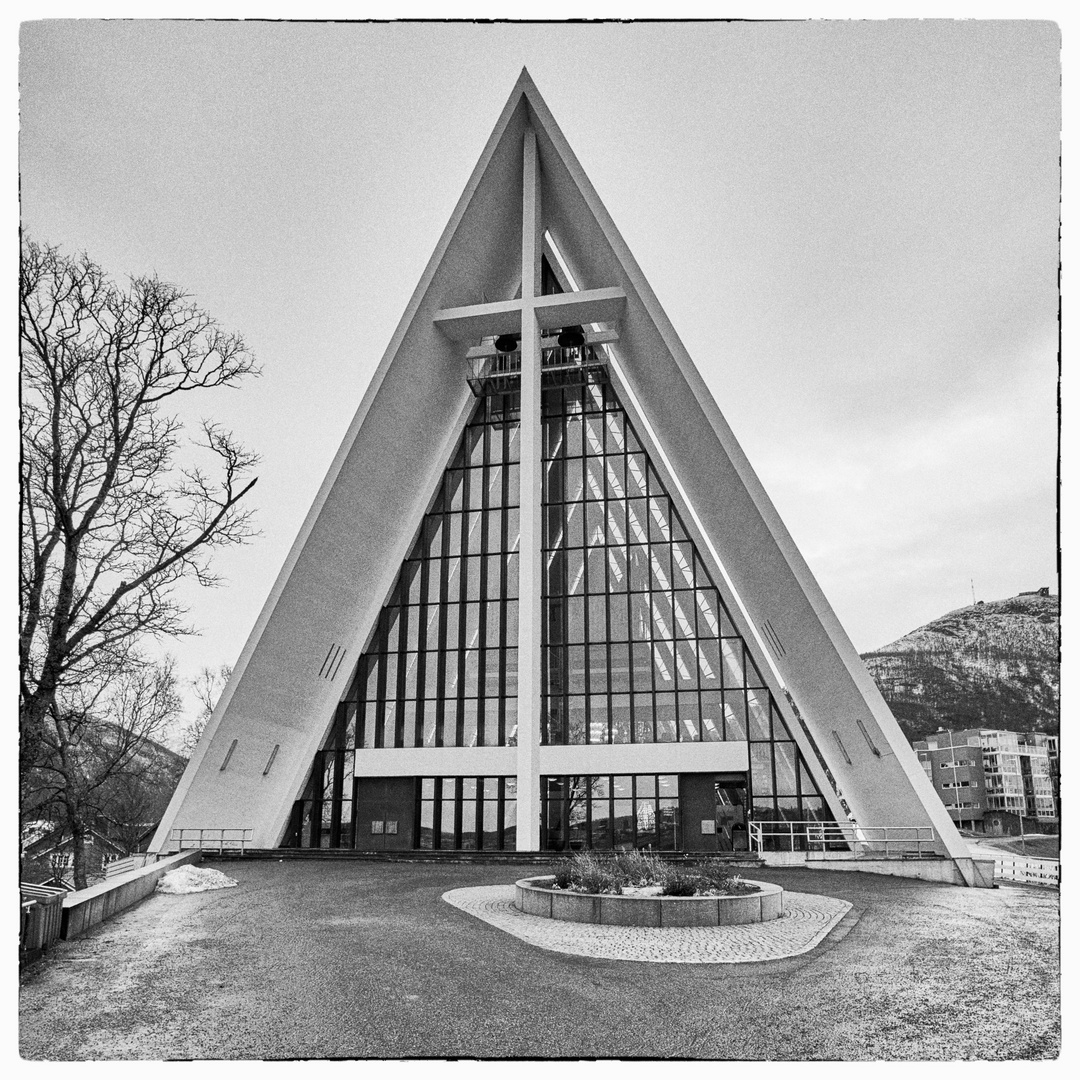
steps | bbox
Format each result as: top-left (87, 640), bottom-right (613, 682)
top-left (201, 848), bottom-right (766, 867)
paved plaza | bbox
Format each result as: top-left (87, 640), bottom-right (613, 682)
top-left (444, 885), bottom-right (852, 963)
top-left (20, 860), bottom-right (1059, 1060)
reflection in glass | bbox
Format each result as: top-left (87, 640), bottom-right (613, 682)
top-left (293, 382), bottom-right (836, 848)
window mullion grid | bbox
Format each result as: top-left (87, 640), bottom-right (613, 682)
top-left (415, 554), bottom-right (430, 746)
top-left (477, 429), bottom-right (491, 748)
top-left (329, 705), bottom-right (346, 845)
top-left (558, 517), bottom-right (570, 746)
top-left (683, 516), bottom-right (704, 746)
top-left (583, 404), bottom-right (598, 746)
top-left (374, 614), bottom-right (389, 749)
top-left (603, 485), bottom-right (614, 745)
top-left (499, 415), bottom-right (511, 746)
top-left (474, 777), bottom-right (483, 850)
top-left (561, 398), bottom-right (573, 746)
top-left (605, 774), bottom-right (614, 849)
top-left (769, 701), bottom-right (782, 831)
top-left (308, 753), bottom-right (323, 848)
top-left (791, 703), bottom-right (806, 820)
top-left (357, 654), bottom-right (369, 751)
top-left (497, 775), bottom-right (506, 850)
top-left (395, 603), bottom-right (409, 747)
top-left (560, 775), bottom-right (569, 851)
top-left (644, 461), bottom-right (663, 744)
top-left (641, 590), bottom-right (657, 743)
top-left (477, 778), bottom-right (486, 851)
top-left (540, 404), bottom-right (553, 745)
top-left (550, 403), bottom-right (570, 746)
top-left (627, 586), bottom-right (639, 740)
top-left (415, 781), bottom-right (424, 850)
top-left (584, 773), bottom-right (593, 849)
top-left (455, 471), bottom-right (469, 749)
top-left (435, 497), bottom-right (451, 748)
top-left (646, 461), bottom-right (678, 745)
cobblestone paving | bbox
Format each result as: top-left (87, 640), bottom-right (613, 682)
top-left (442, 885), bottom-right (852, 963)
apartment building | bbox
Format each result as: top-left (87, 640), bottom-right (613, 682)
top-left (914, 727), bottom-right (1058, 832)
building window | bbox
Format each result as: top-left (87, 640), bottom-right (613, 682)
top-left (416, 775), bottom-right (516, 850)
top-left (539, 381), bottom-right (828, 827)
top-left (287, 385), bottom-right (835, 849)
top-left (286, 774), bottom-right (517, 850)
top-left (337, 398), bottom-right (523, 751)
top-left (541, 773), bottom-right (680, 851)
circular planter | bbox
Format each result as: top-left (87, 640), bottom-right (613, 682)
top-left (515, 875), bottom-right (784, 928)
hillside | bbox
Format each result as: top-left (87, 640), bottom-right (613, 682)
top-left (22, 726), bottom-right (188, 862)
top-left (860, 591), bottom-right (1059, 744)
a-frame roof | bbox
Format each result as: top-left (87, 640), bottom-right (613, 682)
top-left (152, 70), bottom-right (973, 877)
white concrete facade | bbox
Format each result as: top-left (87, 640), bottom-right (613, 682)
top-left (150, 70), bottom-right (974, 882)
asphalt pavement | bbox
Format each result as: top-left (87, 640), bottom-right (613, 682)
top-left (19, 860), bottom-right (1060, 1061)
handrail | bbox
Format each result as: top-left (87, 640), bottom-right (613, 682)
top-left (467, 345), bottom-right (609, 396)
top-left (747, 820), bottom-right (936, 858)
top-left (167, 828), bottom-right (253, 855)
top-left (20, 881), bottom-right (67, 899)
top-left (992, 854), bottom-right (1059, 887)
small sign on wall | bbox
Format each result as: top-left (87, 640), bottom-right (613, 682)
top-left (386, 820), bottom-right (398, 835)
top-left (700, 820), bottom-right (716, 835)
top-left (371, 820), bottom-right (384, 834)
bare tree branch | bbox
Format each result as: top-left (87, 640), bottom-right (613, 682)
top-left (20, 238), bottom-right (260, 885)
top-left (20, 238), bottom-right (260, 738)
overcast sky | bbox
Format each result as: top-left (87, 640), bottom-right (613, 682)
top-left (19, 19), bottom-right (1060, 730)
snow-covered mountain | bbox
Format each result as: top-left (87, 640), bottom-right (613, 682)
top-left (860, 590), bottom-right (1059, 744)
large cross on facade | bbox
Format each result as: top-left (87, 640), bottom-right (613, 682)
top-left (433, 129), bottom-right (626, 848)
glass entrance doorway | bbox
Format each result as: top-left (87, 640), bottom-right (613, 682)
top-left (714, 774), bottom-right (749, 852)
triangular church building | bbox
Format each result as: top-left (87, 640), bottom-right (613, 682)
top-left (152, 71), bottom-right (979, 883)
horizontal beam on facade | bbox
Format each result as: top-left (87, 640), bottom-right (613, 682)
top-left (465, 328), bottom-right (618, 359)
top-left (538, 741), bottom-right (750, 776)
top-left (347, 741), bottom-right (751, 778)
top-left (433, 287), bottom-right (626, 341)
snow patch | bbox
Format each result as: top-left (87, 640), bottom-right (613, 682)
top-left (156, 864), bottom-right (238, 894)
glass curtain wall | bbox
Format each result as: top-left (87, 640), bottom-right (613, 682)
top-left (540, 380), bottom-right (832, 834)
top-left (417, 776), bottom-right (517, 850)
top-left (357, 396), bottom-right (522, 751)
top-left (289, 376), bottom-right (834, 848)
top-left (541, 773), bottom-right (680, 851)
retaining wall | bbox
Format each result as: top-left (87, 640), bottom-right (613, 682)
top-left (760, 852), bottom-right (995, 887)
top-left (515, 876), bottom-right (784, 927)
top-left (61, 850), bottom-right (202, 940)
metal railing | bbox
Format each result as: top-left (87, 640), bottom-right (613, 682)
top-left (748, 820), bottom-right (937, 858)
top-left (993, 854), bottom-right (1059, 888)
top-left (103, 855), bottom-right (136, 877)
top-left (103, 853), bottom-right (157, 878)
top-left (167, 828), bottom-right (253, 854)
top-left (467, 345), bottom-right (608, 396)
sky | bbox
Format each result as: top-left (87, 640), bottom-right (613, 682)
top-left (18, 19), bottom-right (1060, 735)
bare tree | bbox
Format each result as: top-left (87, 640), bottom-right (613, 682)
top-left (20, 239), bottom-right (259, 743)
top-left (179, 663), bottom-right (232, 757)
top-left (28, 660), bottom-right (182, 887)
top-left (98, 729), bottom-right (187, 856)
top-left (20, 238), bottom-right (260, 884)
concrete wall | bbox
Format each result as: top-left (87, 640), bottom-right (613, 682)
top-left (759, 851), bottom-right (996, 888)
top-left (61, 850), bottom-right (202, 940)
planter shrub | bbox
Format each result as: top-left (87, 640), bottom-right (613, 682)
top-left (549, 851), bottom-right (760, 897)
